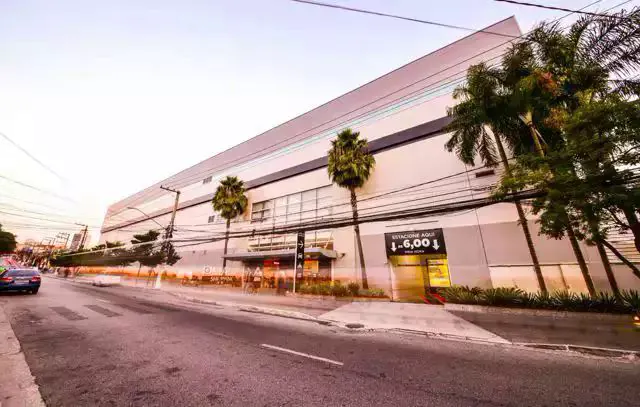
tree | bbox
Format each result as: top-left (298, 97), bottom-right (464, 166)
top-left (0, 223), bottom-right (17, 254)
top-left (497, 9), bottom-right (640, 292)
top-left (328, 128), bottom-right (375, 289)
top-left (446, 63), bottom-right (547, 293)
top-left (130, 230), bottom-right (163, 281)
top-left (212, 176), bottom-right (248, 271)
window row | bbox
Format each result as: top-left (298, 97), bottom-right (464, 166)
top-left (251, 186), bottom-right (333, 225)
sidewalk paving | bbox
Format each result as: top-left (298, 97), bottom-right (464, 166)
top-left (120, 277), bottom-right (344, 317)
top-left (0, 302), bottom-right (46, 407)
top-left (319, 302), bottom-right (510, 343)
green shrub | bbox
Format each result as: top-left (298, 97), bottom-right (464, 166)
top-left (317, 283), bottom-right (332, 296)
top-left (575, 292), bottom-right (597, 312)
top-left (551, 290), bottom-right (580, 311)
top-left (528, 292), bottom-right (553, 309)
top-left (592, 292), bottom-right (625, 313)
top-left (347, 282), bottom-right (360, 297)
top-left (480, 287), bottom-right (525, 306)
top-left (369, 288), bottom-right (386, 297)
top-left (621, 290), bottom-right (640, 311)
top-left (358, 288), bottom-right (386, 298)
top-left (440, 286), bottom-right (480, 304)
top-left (331, 282), bottom-right (349, 297)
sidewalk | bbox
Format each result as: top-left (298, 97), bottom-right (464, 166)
top-left (0, 302), bottom-right (45, 407)
top-left (55, 275), bottom-right (640, 353)
top-left (119, 277), bottom-right (344, 317)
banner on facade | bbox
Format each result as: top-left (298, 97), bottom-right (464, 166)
top-left (295, 231), bottom-right (305, 279)
top-left (384, 228), bottom-right (446, 256)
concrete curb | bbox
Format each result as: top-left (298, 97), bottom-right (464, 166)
top-left (0, 305), bottom-right (46, 407)
top-left (444, 303), bottom-right (631, 322)
top-left (514, 342), bottom-right (640, 359)
top-left (389, 327), bottom-right (512, 345)
top-left (168, 292), bottom-right (334, 325)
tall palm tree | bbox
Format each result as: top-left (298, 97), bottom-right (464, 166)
top-left (446, 63), bottom-right (548, 293)
top-left (498, 41), bottom-right (600, 295)
top-left (499, 9), bottom-right (640, 294)
top-left (328, 128), bottom-right (375, 289)
top-left (212, 176), bottom-right (248, 271)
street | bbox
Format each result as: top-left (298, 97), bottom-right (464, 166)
top-left (1, 278), bottom-right (639, 407)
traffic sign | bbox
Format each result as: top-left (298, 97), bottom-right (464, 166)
top-left (294, 231), bottom-right (305, 278)
top-left (384, 228), bottom-right (446, 256)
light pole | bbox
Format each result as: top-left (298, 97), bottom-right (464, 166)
top-left (126, 207), bottom-right (166, 229)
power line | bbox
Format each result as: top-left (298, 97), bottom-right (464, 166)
top-left (0, 174), bottom-right (75, 203)
top-left (0, 203), bottom-right (102, 223)
top-left (110, 0), bottom-right (607, 213)
top-left (0, 131), bottom-right (66, 182)
top-left (0, 210), bottom-right (101, 227)
top-left (494, 0), bottom-right (628, 17)
top-left (104, 0), bottom-right (614, 223)
top-left (288, 0), bottom-right (520, 38)
top-left (0, 192), bottom-right (73, 212)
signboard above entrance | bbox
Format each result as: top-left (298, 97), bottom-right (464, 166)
top-left (384, 228), bottom-right (446, 256)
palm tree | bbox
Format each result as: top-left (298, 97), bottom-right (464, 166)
top-left (212, 176), bottom-right (248, 271)
top-left (498, 9), bottom-right (640, 294)
top-left (492, 40), bottom-right (601, 296)
top-left (328, 128), bottom-right (375, 289)
top-left (446, 63), bottom-right (548, 293)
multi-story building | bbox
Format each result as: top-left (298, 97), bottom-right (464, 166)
top-left (99, 17), bottom-right (640, 300)
top-left (69, 232), bottom-right (90, 252)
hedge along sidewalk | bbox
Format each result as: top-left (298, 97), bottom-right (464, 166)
top-left (446, 303), bottom-right (640, 353)
top-left (0, 303), bottom-right (46, 407)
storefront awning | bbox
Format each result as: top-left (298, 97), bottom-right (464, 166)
top-left (222, 248), bottom-right (338, 261)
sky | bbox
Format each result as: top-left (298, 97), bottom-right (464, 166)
top-left (0, 0), bottom-right (637, 244)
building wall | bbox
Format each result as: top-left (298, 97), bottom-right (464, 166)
top-left (98, 15), bottom-right (639, 293)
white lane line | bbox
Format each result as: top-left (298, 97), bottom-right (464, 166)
top-left (96, 299), bottom-right (111, 303)
top-left (260, 344), bottom-right (343, 366)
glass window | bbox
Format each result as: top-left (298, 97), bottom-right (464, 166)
top-left (317, 186), bottom-right (332, 198)
top-left (208, 215), bottom-right (216, 223)
top-left (286, 193), bottom-right (301, 223)
top-left (301, 189), bottom-right (317, 220)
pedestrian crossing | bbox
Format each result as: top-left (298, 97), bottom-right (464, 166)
top-left (45, 300), bottom-right (165, 321)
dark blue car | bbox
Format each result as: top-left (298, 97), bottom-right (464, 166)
top-left (0, 268), bottom-right (41, 294)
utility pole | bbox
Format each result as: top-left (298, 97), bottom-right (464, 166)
top-left (75, 223), bottom-right (88, 250)
top-left (156, 185), bottom-right (181, 289)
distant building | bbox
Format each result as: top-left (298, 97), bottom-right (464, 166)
top-left (69, 232), bottom-right (90, 251)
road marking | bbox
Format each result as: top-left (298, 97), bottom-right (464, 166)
top-left (260, 344), bottom-right (343, 366)
top-left (113, 303), bottom-right (152, 314)
top-left (50, 306), bottom-right (87, 321)
top-left (96, 299), bottom-right (111, 303)
top-left (84, 305), bottom-right (122, 317)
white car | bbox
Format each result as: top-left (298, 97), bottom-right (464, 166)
top-left (92, 275), bottom-right (121, 287)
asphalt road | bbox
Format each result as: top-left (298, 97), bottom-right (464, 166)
top-left (2, 278), bottom-right (639, 407)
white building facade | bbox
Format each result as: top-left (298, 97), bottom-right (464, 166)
top-left (99, 17), bottom-right (640, 300)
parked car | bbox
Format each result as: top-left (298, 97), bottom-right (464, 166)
top-left (0, 268), bottom-right (41, 294)
top-left (92, 274), bottom-right (121, 287)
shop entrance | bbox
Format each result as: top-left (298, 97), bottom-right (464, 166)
top-left (390, 254), bottom-right (451, 302)
top-left (384, 228), bottom-right (451, 302)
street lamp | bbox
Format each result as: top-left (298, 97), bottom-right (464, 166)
top-left (126, 207), bottom-right (165, 229)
